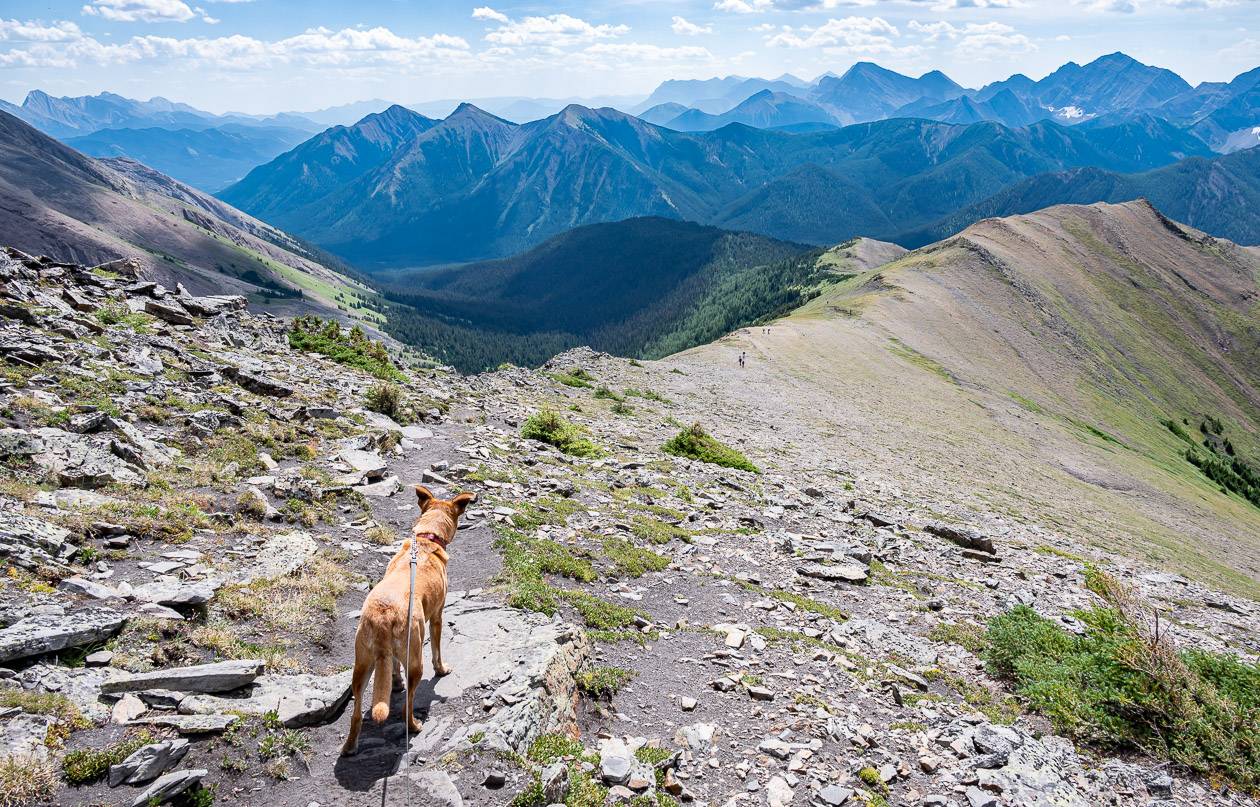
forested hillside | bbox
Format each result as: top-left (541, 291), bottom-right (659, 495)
top-left (377, 218), bottom-right (823, 370)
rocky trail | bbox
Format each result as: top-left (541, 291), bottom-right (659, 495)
top-left (0, 246), bottom-right (1257, 807)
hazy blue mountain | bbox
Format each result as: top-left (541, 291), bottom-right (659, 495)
top-left (222, 102), bottom-right (1216, 267)
top-left (808, 63), bottom-right (966, 124)
top-left (638, 103), bottom-right (691, 126)
top-left (894, 90), bottom-right (1045, 128)
top-left (65, 124), bottom-right (311, 192)
top-left (1031, 52), bottom-right (1190, 116)
top-left (284, 99), bottom-right (392, 126)
top-left (218, 104), bottom-right (437, 223)
top-left (900, 147), bottom-right (1260, 247)
top-left (664, 91), bottom-right (837, 132)
top-left (2, 89), bottom-right (323, 138)
top-left (634, 76), bottom-right (810, 114)
top-left (1189, 83), bottom-right (1260, 152)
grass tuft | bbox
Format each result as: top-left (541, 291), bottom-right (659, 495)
top-left (985, 573), bottom-right (1260, 792)
top-left (521, 410), bottom-right (603, 458)
top-left (662, 423), bottom-right (757, 473)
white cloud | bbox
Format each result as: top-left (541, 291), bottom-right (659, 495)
top-left (766, 16), bottom-right (900, 52)
top-left (82, 0), bottom-right (204, 23)
top-left (749, 22), bottom-right (777, 31)
top-left (0, 19), bottom-right (84, 42)
top-left (928, 0), bottom-right (1021, 8)
top-left (471, 7), bottom-right (510, 24)
top-left (581, 43), bottom-right (713, 64)
top-left (671, 16), bottom-right (713, 35)
top-left (806, 0), bottom-right (878, 8)
top-left (910, 20), bottom-right (1035, 55)
top-left (0, 22), bottom-right (472, 70)
top-left (1083, 0), bottom-right (1137, 11)
top-left (479, 12), bottom-right (628, 48)
top-left (713, 0), bottom-right (774, 14)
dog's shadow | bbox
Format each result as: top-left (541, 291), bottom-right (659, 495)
top-left (332, 676), bottom-right (450, 792)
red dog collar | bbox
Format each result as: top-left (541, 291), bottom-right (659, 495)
top-left (416, 531), bottom-right (450, 549)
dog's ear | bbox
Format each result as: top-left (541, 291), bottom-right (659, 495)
top-left (451, 491), bottom-right (476, 516)
top-left (414, 485), bottom-right (435, 511)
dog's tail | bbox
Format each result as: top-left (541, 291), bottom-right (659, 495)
top-left (370, 653), bottom-right (392, 723)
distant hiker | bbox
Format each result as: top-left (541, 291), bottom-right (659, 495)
top-left (739, 351), bottom-right (746, 368)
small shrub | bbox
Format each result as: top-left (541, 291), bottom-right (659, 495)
top-left (662, 423), bottom-right (758, 473)
top-left (527, 733), bottom-right (583, 763)
top-left (985, 596), bottom-right (1260, 792)
top-left (63, 731), bottom-right (154, 785)
top-left (0, 756), bottom-right (56, 807)
top-left (534, 539), bottom-right (597, 583)
top-left (593, 386), bottom-right (622, 401)
top-left (95, 302), bottom-right (152, 332)
top-left (520, 410), bottom-right (603, 458)
top-left (364, 525), bottom-right (396, 545)
top-left (577, 665), bottom-right (636, 698)
top-left (365, 382), bottom-right (404, 420)
top-left (610, 401), bottom-right (634, 416)
top-left (288, 315), bottom-right (404, 381)
top-left (551, 368), bottom-right (595, 388)
top-left (602, 537), bottom-right (669, 577)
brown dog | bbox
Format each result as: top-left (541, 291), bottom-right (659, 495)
top-left (340, 485), bottom-right (475, 756)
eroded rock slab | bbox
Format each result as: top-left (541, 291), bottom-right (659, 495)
top-left (103, 660), bottom-right (263, 695)
top-left (408, 593), bottom-right (589, 755)
top-left (0, 607), bottom-right (127, 663)
top-left (179, 670), bottom-right (352, 727)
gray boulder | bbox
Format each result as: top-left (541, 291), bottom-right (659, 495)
top-left (1, 427), bottom-right (144, 488)
top-left (109, 738), bottom-right (190, 786)
top-left (130, 768), bottom-right (206, 807)
top-left (143, 298), bottom-right (195, 326)
top-left (0, 607), bottom-right (127, 663)
top-left (102, 659), bottom-right (264, 695)
top-left (0, 509), bottom-right (75, 570)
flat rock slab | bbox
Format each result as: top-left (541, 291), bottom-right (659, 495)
top-left (0, 607), bottom-right (126, 663)
top-left (338, 448), bottom-right (387, 478)
top-left (130, 767), bottom-right (206, 807)
top-left (405, 594), bottom-right (589, 755)
top-left (230, 530), bottom-right (317, 584)
top-left (128, 713), bottom-right (238, 734)
top-left (0, 712), bottom-right (56, 761)
top-left (103, 659), bottom-right (264, 695)
top-left (797, 561), bottom-right (869, 583)
top-left (132, 579), bottom-right (221, 606)
top-left (179, 669), bottom-right (353, 728)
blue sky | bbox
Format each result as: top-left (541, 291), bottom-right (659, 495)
top-left (1, 0), bottom-right (1256, 113)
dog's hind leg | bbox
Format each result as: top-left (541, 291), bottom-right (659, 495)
top-left (430, 608), bottom-right (452, 677)
top-left (404, 619), bottom-right (424, 734)
top-left (340, 650), bottom-right (373, 756)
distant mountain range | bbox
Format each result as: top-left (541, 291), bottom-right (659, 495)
top-left (219, 99), bottom-right (1220, 267)
top-left (639, 54), bottom-right (1257, 154)
top-left (64, 125), bottom-right (311, 193)
top-left (0, 109), bottom-right (372, 319)
top-left (0, 90), bottom-right (323, 139)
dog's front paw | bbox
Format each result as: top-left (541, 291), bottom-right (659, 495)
top-left (434, 662), bottom-right (453, 677)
